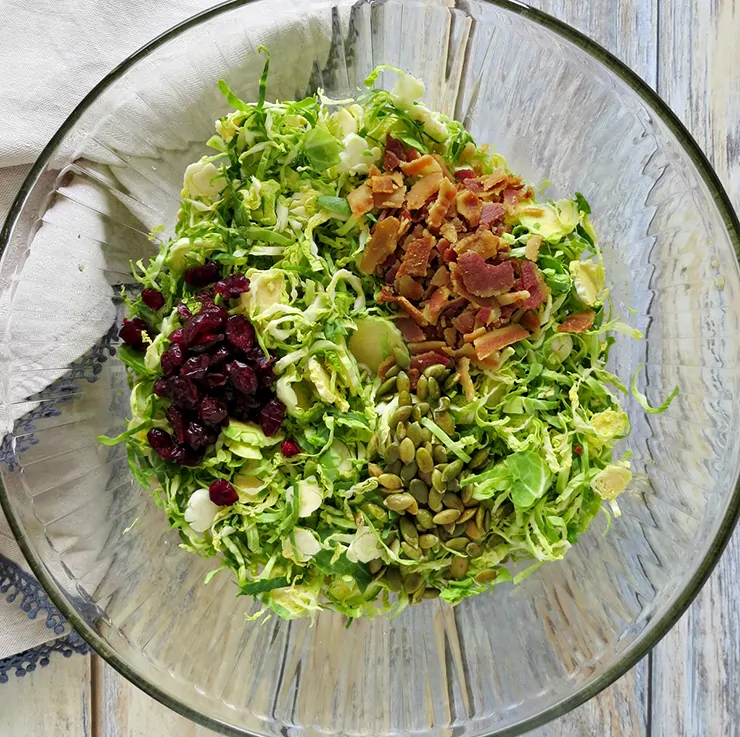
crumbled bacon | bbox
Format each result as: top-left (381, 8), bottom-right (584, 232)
top-left (480, 202), bottom-right (506, 229)
top-left (408, 340), bottom-right (448, 354)
top-left (384, 136), bottom-right (405, 171)
top-left (400, 154), bottom-right (442, 177)
top-left (520, 260), bottom-right (548, 309)
top-left (457, 356), bottom-right (475, 401)
top-left (479, 169), bottom-right (507, 192)
top-left (396, 274), bottom-right (424, 301)
top-left (374, 186), bottom-right (407, 209)
top-left (473, 324), bottom-right (529, 360)
top-left (440, 221), bottom-right (458, 243)
top-left (428, 178), bottom-right (458, 229)
top-left (397, 235), bottom-right (434, 278)
top-left (348, 182), bottom-right (374, 218)
top-left (423, 286), bottom-right (452, 325)
top-left (370, 174), bottom-right (397, 193)
top-left (396, 316), bottom-right (426, 343)
top-left (502, 187), bottom-right (524, 210)
top-left (405, 146), bottom-right (421, 162)
top-left (520, 310), bottom-right (541, 333)
top-left (455, 169), bottom-right (475, 180)
top-left (430, 266), bottom-right (450, 288)
top-left (360, 216), bottom-right (401, 274)
top-left (557, 310), bottom-right (595, 334)
top-left (408, 368), bottom-right (420, 390)
top-left (524, 234), bottom-right (543, 261)
top-left (457, 252), bottom-right (515, 297)
top-left (407, 172), bottom-right (443, 210)
top-left (463, 178), bottom-right (484, 194)
top-left (377, 355), bottom-right (396, 380)
top-left (449, 262), bottom-right (499, 308)
top-left (452, 309), bottom-right (477, 335)
top-left (454, 229), bottom-right (500, 260)
top-left (456, 189), bottom-right (482, 228)
top-left (410, 351), bottom-right (452, 373)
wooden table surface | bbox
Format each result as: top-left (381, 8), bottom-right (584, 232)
top-left (2, 1), bottom-right (739, 735)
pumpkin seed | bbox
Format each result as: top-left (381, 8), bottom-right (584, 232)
top-left (428, 488), bottom-right (444, 512)
top-left (384, 492), bottom-right (416, 512)
top-left (408, 478), bottom-right (429, 505)
top-left (415, 509), bottom-right (436, 530)
top-left (444, 372), bottom-right (460, 392)
top-left (387, 460), bottom-right (403, 476)
top-left (445, 537), bottom-right (469, 552)
top-left (386, 567), bottom-right (402, 591)
top-left (399, 437), bottom-right (416, 464)
top-left (385, 443), bottom-right (400, 465)
top-left (442, 459), bottom-right (464, 482)
top-left (416, 401), bottom-right (431, 417)
top-left (368, 463), bottom-right (383, 478)
top-left (369, 559), bottom-right (383, 574)
top-left (432, 445), bottom-right (448, 464)
top-left (423, 587), bottom-right (440, 599)
top-left (393, 347), bottom-right (411, 370)
top-left (397, 371), bottom-right (410, 393)
top-left (367, 435), bottom-right (379, 461)
top-left (396, 421), bottom-right (407, 441)
top-left (433, 509), bottom-right (461, 525)
top-left (403, 572), bottom-right (423, 593)
top-left (377, 376), bottom-right (398, 397)
top-left (475, 505), bottom-right (485, 530)
top-left (400, 517), bottom-right (419, 546)
top-left (465, 520), bottom-right (484, 540)
top-left (364, 503), bottom-right (389, 522)
top-left (389, 405), bottom-right (413, 428)
top-left (411, 405), bottom-right (422, 422)
top-left (431, 468), bottom-right (445, 492)
top-left (423, 364), bottom-right (448, 379)
top-left (401, 542), bottom-right (422, 560)
top-left (443, 492), bottom-right (465, 512)
top-left (474, 569), bottom-right (498, 584)
top-left (457, 507), bottom-right (477, 524)
top-left (421, 427), bottom-right (433, 443)
top-left (416, 447), bottom-right (434, 474)
top-left (435, 411), bottom-right (456, 436)
top-left (419, 533), bottom-right (439, 550)
top-left (450, 556), bottom-right (469, 579)
top-left (390, 538), bottom-right (401, 556)
top-left (416, 375), bottom-right (428, 400)
top-left (461, 484), bottom-right (474, 506)
top-left (427, 376), bottom-right (441, 400)
top-left (378, 473), bottom-right (403, 490)
top-left (406, 422), bottom-right (423, 447)
top-left (469, 447), bottom-right (490, 470)
top-left (446, 478), bottom-right (461, 493)
top-left (400, 461), bottom-right (418, 484)
top-left (466, 542), bottom-right (483, 558)
top-left (418, 470), bottom-right (433, 486)
top-left (398, 389), bottom-right (412, 407)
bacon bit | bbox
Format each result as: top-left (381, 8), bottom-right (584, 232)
top-left (395, 316), bottom-right (425, 343)
top-left (480, 202), bottom-right (507, 229)
top-left (440, 221), bottom-right (458, 244)
top-left (397, 235), bottom-right (434, 278)
top-left (348, 182), bottom-right (374, 218)
top-left (385, 262), bottom-right (400, 285)
top-left (374, 185), bottom-right (407, 209)
top-left (524, 235), bottom-right (543, 262)
top-left (449, 262), bottom-right (499, 308)
top-left (410, 351), bottom-right (452, 373)
top-left (405, 146), bottom-right (421, 162)
top-left (454, 168), bottom-right (475, 181)
top-left (408, 367), bottom-right (420, 390)
top-left (520, 260), bottom-right (548, 309)
top-left (456, 189), bottom-right (482, 228)
top-left (430, 266), bottom-right (450, 288)
top-left (398, 295), bottom-right (427, 325)
top-left (497, 290), bottom-right (530, 306)
top-left (502, 187), bottom-right (524, 210)
top-left (557, 310), bottom-right (596, 334)
top-left (479, 169), bottom-right (507, 191)
top-left (368, 164), bottom-right (382, 178)
top-left (474, 324), bottom-right (529, 360)
top-left (370, 174), bottom-right (397, 193)
top-left (406, 171), bottom-right (443, 210)
top-left (463, 326), bottom-right (488, 343)
top-left (432, 154), bottom-right (454, 180)
top-left (427, 178), bottom-right (458, 229)
top-left (377, 355), bottom-right (397, 380)
top-left (408, 340), bottom-right (448, 354)
top-left (520, 310), bottom-right (541, 333)
top-left (384, 136), bottom-right (405, 170)
top-left (400, 154), bottom-right (442, 177)
top-left (474, 351), bottom-right (502, 371)
top-left (477, 307), bottom-right (493, 324)
top-left (453, 229), bottom-right (500, 260)
top-left (396, 274), bottom-right (424, 301)
top-left (453, 343), bottom-right (477, 359)
top-left (452, 309), bottom-right (477, 335)
top-left (457, 356), bottom-right (475, 401)
top-left (360, 216), bottom-right (401, 274)
top-left (444, 326), bottom-right (458, 347)
top-left (464, 177), bottom-right (484, 194)
top-left (384, 150), bottom-right (402, 171)
top-left (457, 252), bottom-right (515, 297)
top-left (573, 444), bottom-right (583, 456)
top-left (423, 286), bottom-right (452, 324)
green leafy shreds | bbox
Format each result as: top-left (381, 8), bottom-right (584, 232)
top-left (104, 60), bottom-right (679, 621)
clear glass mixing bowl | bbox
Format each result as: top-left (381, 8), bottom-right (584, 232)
top-left (1, 0), bottom-right (739, 734)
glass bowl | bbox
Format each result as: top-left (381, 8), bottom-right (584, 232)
top-left (2, 1), bottom-right (739, 735)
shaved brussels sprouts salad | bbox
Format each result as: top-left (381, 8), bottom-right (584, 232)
top-left (104, 48), bottom-right (677, 621)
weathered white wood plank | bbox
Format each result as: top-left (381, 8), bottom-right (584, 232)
top-left (0, 653), bottom-right (91, 737)
top-left (650, 1), bottom-right (740, 735)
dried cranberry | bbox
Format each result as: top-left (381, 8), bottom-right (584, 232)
top-left (226, 361), bottom-right (258, 394)
top-left (199, 303), bottom-right (228, 322)
top-left (168, 328), bottom-right (185, 344)
top-left (177, 303), bottom-right (192, 320)
top-left (225, 314), bottom-right (256, 353)
top-left (166, 406), bottom-right (188, 445)
top-left (195, 289), bottom-right (215, 304)
top-left (200, 396), bottom-right (228, 426)
top-left (141, 288), bottom-right (165, 311)
top-left (281, 439), bottom-right (300, 457)
top-left (184, 260), bottom-right (220, 288)
top-left (259, 398), bottom-right (286, 436)
top-left (186, 421), bottom-right (209, 449)
top-left (249, 347), bottom-right (276, 372)
top-left (209, 479), bottom-right (238, 506)
top-left (160, 344), bottom-right (185, 377)
top-left (147, 428), bottom-right (173, 456)
top-left (203, 372), bottom-right (228, 389)
top-left (155, 376), bottom-right (200, 410)
top-left (181, 354), bottom-right (211, 380)
top-left (215, 273), bottom-right (250, 299)
top-left (183, 310), bottom-right (224, 349)
top-left (188, 333), bottom-right (224, 353)
top-left (259, 372), bottom-right (274, 390)
top-left (119, 317), bottom-right (150, 352)
top-left (209, 344), bottom-right (232, 366)
top-left (167, 445), bottom-right (204, 467)
top-left (573, 445), bottom-right (583, 456)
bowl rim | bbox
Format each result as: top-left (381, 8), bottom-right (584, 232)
top-left (2, 0), bottom-right (740, 735)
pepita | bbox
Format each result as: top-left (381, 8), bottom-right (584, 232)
top-left (396, 421), bottom-right (407, 441)
top-left (446, 478), bottom-right (461, 493)
top-left (415, 509), bottom-right (436, 530)
top-left (444, 372), bottom-right (460, 392)
top-left (398, 389), bottom-right (412, 407)
top-left (390, 538), bottom-right (401, 556)
top-left (428, 488), bottom-right (444, 512)
top-left (450, 556), bottom-right (469, 580)
top-left (466, 542), bottom-right (483, 558)
top-left (457, 507), bottom-right (477, 524)
top-left (421, 427), bottom-right (433, 443)
top-left (368, 463), bottom-right (383, 478)
top-left (385, 443), bottom-right (400, 465)
top-left (469, 447), bottom-right (490, 470)
top-left (416, 401), bottom-right (431, 417)
top-left (367, 435), bottom-right (378, 461)
top-left (461, 484), bottom-right (474, 506)
top-left (433, 509), bottom-right (461, 525)
top-left (432, 468), bottom-right (445, 492)
top-left (396, 371), bottom-right (411, 393)
top-left (475, 505), bottom-right (485, 530)
top-left (416, 375), bottom-right (429, 400)
top-left (432, 445), bottom-right (448, 464)
top-left (427, 376), bottom-right (441, 400)
top-left (401, 542), bottom-right (422, 560)
top-left (465, 520), bottom-right (484, 540)
top-left (400, 517), bottom-right (419, 546)
top-left (423, 587), bottom-right (440, 599)
top-left (389, 405), bottom-right (413, 428)
top-left (435, 411), bottom-right (456, 436)
top-left (386, 459), bottom-right (402, 476)
top-left (403, 572), bottom-right (423, 593)
top-left (400, 461), bottom-right (418, 484)
top-left (399, 437), bottom-right (416, 464)
top-left (408, 478), bottom-right (429, 505)
top-left (369, 559), bottom-right (383, 574)
top-left (416, 447), bottom-right (434, 474)
top-left (393, 347), bottom-right (411, 370)
top-left (419, 533), bottom-right (439, 549)
top-left (445, 537), bottom-right (469, 552)
top-left (377, 376), bottom-right (398, 397)
top-left (379, 473), bottom-right (403, 490)
top-left (406, 422), bottom-right (423, 447)
top-left (474, 569), bottom-right (498, 584)
top-left (418, 470), bottom-right (433, 486)
top-left (386, 567), bottom-right (402, 591)
top-left (443, 492), bottom-right (465, 512)
top-left (364, 503), bottom-right (389, 522)
top-left (384, 491), bottom-right (416, 511)
top-left (423, 364), bottom-right (448, 379)
top-left (442, 459), bottom-right (464, 482)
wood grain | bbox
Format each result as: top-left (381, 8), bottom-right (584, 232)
top-left (649, 2), bottom-right (740, 736)
top-left (0, 652), bottom-right (91, 737)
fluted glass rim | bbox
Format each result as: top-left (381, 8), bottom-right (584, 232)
top-left (1, 0), bottom-right (739, 734)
